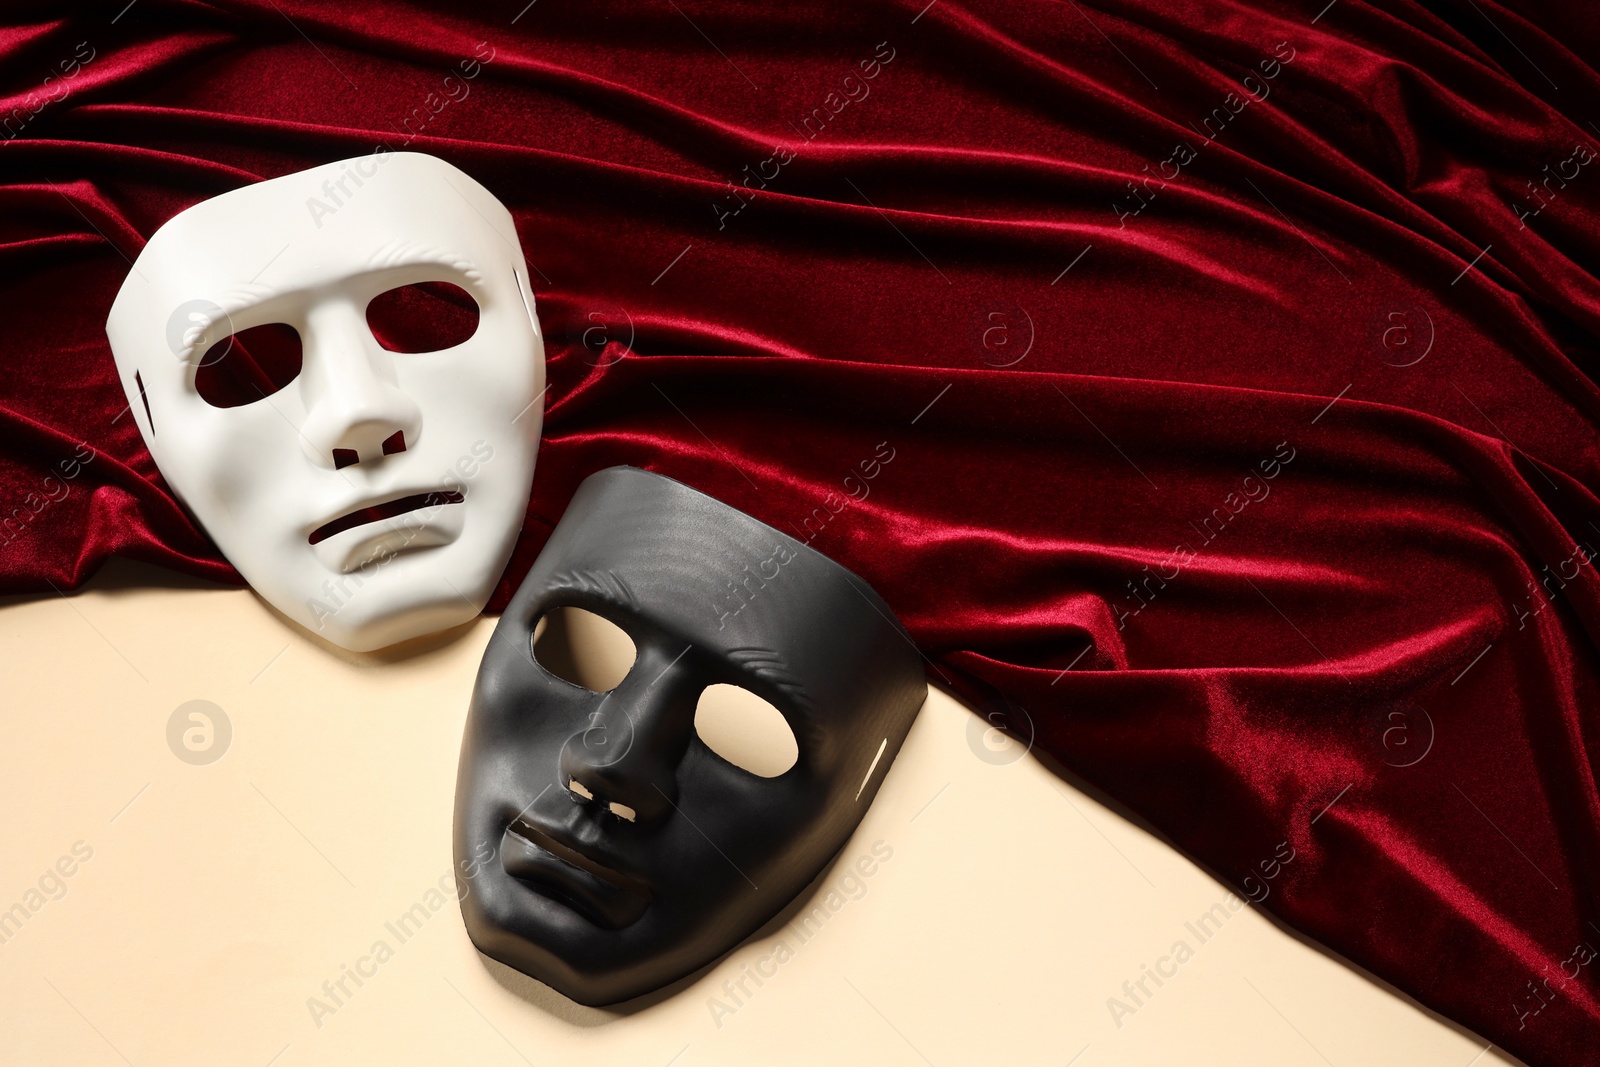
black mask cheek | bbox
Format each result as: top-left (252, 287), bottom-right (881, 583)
top-left (453, 465), bottom-right (927, 1006)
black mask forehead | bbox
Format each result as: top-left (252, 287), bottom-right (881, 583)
top-left (511, 466), bottom-right (923, 744)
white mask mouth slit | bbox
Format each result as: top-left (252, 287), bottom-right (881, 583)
top-left (308, 489), bottom-right (464, 545)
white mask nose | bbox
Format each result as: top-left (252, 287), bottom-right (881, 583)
top-left (297, 300), bottom-right (422, 470)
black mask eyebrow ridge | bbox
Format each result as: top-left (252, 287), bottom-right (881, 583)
top-left (726, 646), bottom-right (814, 716)
top-left (544, 568), bottom-right (639, 613)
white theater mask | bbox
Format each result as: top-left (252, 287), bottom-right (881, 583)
top-left (106, 152), bottom-right (545, 652)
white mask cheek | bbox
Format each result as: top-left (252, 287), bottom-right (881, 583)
top-left (139, 354), bottom-right (315, 618)
top-left (213, 405), bottom-right (320, 611)
top-left (390, 273), bottom-right (544, 612)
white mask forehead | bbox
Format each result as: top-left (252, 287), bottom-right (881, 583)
top-left (110, 152), bottom-right (525, 359)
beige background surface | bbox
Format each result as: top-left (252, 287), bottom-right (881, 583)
top-left (0, 559), bottom-right (1522, 1066)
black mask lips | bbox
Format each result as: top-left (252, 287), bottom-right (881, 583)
top-left (454, 465), bottom-right (927, 1005)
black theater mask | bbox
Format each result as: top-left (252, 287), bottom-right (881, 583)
top-left (453, 465), bottom-right (927, 1005)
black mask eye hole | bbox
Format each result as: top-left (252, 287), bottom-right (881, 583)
top-left (532, 606), bottom-right (636, 692)
top-left (366, 281), bottom-right (480, 353)
top-left (694, 684), bottom-right (798, 778)
top-left (194, 323), bottom-right (303, 408)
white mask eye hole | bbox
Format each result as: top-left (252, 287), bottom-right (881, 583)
top-left (694, 684), bottom-right (798, 778)
top-left (532, 606), bottom-right (636, 693)
top-left (194, 323), bottom-right (303, 408)
top-left (366, 281), bottom-right (480, 353)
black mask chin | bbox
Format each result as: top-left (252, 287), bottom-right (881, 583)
top-left (453, 465), bottom-right (927, 1005)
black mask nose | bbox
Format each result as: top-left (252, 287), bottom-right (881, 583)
top-left (558, 641), bottom-right (699, 825)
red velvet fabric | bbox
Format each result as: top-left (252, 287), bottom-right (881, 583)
top-left (6, 1), bottom-right (1600, 1060)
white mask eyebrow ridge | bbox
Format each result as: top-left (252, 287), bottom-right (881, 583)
top-left (367, 238), bottom-right (483, 287)
top-left (172, 281), bottom-right (280, 361)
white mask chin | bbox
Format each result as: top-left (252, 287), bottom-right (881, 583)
top-left (105, 152), bottom-right (545, 652)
